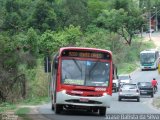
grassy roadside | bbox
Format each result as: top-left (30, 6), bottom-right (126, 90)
top-left (15, 107), bottom-right (31, 120)
top-left (116, 36), bottom-right (155, 75)
top-left (118, 62), bottom-right (139, 74)
top-left (0, 102), bottom-right (17, 113)
top-left (0, 96), bottom-right (49, 120)
top-left (0, 103), bottom-right (31, 120)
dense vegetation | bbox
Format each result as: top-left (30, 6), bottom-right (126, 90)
top-left (0, 0), bottom-right (159, 104)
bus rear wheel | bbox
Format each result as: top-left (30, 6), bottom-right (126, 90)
top-left (55, 104), bottom-right (63, 114)
top-left (99, 107), bottom-right (106, 116)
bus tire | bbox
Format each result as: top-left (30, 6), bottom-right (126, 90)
top-left (55, 104), bottom-right (63, 114)
top-left (51, 96), bottom-right (54, 110)
top-left (99, 107), bottom-right (106, 116)
top-left (51, 103), bottom-right (54, 110)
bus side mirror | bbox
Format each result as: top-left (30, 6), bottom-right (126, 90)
top-left (44, 56), bottom-right (51, 73)
top-left (112, 64), bottom-right (118, 79)
top-left (53, 54), bottom-right (58, 69)
top-left (116, 67), bottom-right (118, 78)
top-left (54, 59), bottom-right (58, 69)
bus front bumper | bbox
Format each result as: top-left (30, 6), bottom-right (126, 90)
top-left (55, 91), bottom-right (111, 108)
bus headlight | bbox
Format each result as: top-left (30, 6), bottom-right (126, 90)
top-left (103, 93), bottom-right (107, 96)
top-left (62, 90), bottom-right (66, 94)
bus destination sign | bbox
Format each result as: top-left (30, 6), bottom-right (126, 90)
top-left (62, 50), bottom-right (111, 60)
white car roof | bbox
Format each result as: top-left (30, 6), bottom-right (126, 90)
top-left (118, 74), bottom-right (130, 76)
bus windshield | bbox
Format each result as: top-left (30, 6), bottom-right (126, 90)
top-left (140, 53), bottom-right (155, 64)
top-left (61, 59), bottom-right (110, 87)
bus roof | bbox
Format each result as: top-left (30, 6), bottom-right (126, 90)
top-left (140, 49), bottom-right (158, 54)
top-left (59, 47), bottom-right (112, 54)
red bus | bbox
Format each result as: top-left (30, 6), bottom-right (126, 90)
top-left (45, 47), bottom-right (117, 116)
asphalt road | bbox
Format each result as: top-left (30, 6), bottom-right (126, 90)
top-left (35, 68), bottom-right (160, 120)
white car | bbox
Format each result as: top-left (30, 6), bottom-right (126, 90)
top-left (118, 74), bottom-right (132, 86)
top-left (118, 83), bottom-right (140, 102)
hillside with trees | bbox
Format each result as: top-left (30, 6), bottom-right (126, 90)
top-left (0, 0), bottom-right (159, 104)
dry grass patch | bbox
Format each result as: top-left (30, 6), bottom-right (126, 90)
top-left (152, 97), bottom-right (160, 109)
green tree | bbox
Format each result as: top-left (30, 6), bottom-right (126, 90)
top-left (88, 0), bottom-right (110, 21)
top-left (0, 34), bottom-right (26, 102)
top-left (30, 0), bottom-right (57, 32)
top-left (39, 25), bottom-right (82, 55)
top-left (111, 0), bottom-right (130, 10)
top-left (3, 12), bottom-right (22, 33)
top-left (54, 0), bottom-right (89, 30)
top-left (96, 8), bottom-right (144, 45)
top-left (2, 0), bottom-right (32, 33)
top-left (26, 28), bottom-right (39, 56)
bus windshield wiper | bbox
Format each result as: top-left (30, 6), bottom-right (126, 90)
top-left (72, 58), bottom-right (82, 80)
top-left (72, 58), bottom-right (82, 72)
top-left (89, 60), bottom-right (99, 75)
top-left (85, 60), bottom-right (100, 85)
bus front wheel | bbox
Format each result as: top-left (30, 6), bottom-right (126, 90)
top-left (51, 104), bottom-right (54, 110)
top-left (99, 107), bottom-right (106, 116)
top-left (55, 104), bottom-right (63, 114)
top-left (51, 96), bottom-right (54, 110)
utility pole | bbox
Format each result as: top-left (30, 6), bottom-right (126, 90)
top-left (151, 7), bottom-right (160, 32)
top-left (147, 0), bottom-right (152, 40)
top-left (153, 7), bottom-right (158, 31)
top-left (149, 10), bottom-right (152, 40)
top-left (155, 7), bottom-right (158, 31)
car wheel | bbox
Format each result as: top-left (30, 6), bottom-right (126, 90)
top-left (99, 107), bottom-right (106, 116)
top-left (112, 89), bottom-right (115, 93)
top-left (118, 97), bottom-right (121, 101)
top-left (113, 88), bottom-right (116, 92)
top-left (151, 93), bottom-right (154, 98)
top-left (114, 88), bottom-right (117, 92)
top-left (137, 97), bottom-right (140, 102)
top-left (154, 89), bottom-right (156, 94)
top-left (116, 88), bottom-right (119, 92)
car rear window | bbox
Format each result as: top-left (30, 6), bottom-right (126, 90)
top-left (119, 76), bottom-right (130, 80)
top-left (138, 82), bottom-right (151, 86)
top-left (122, 84), bottom-right (137, 89)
